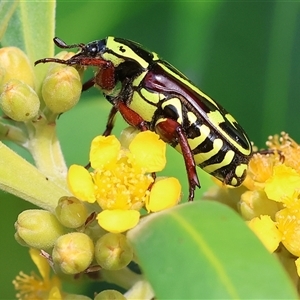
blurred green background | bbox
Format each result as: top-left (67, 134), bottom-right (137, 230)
top-left (1, 1), bottom-right (300, 298)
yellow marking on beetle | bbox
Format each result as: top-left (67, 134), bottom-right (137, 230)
top-left (102, 52), bottom-right (125, 68)
top-left (202, 150), bottom-right (235, 174)
top-left (129, 91), bottom-right (157, 122)
top-left (187, 111), bottom-right (197, 125)
top-left (132, 72), bottom-right (146, 87)
top-left (162, 98), bottom-right (183, 124)
top-left (193, 138), bottom-right (223, 164)
top-left (230, 178), bottom-right (238, 186)
top-left (107, 37), bottom-right (149, 69)
top-left (235, 164), bottom-right (247, 178)
top-left (187, 124), bottom-right (210, 151)
top-left (225, 113), bottom-right (238, 127)
top-left (152, 51), bottom-right (159, 61)
top-left (140, 88), bottom-right (161, 104)
top-left (207, 110), bottom-right (225, 125)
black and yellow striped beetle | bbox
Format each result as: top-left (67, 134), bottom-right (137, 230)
top-left (35, 37), bottom-right (253, 201)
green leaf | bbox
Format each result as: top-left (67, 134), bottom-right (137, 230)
top-left (128, 201), bottom-right (297, 299)
top-left (1, 1), bottom-right (56, 91)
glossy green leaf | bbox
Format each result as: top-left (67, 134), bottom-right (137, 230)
top-left (128, 201), bottom-right (297, 299)
top-left (1, 1), bottom-right (56, 90)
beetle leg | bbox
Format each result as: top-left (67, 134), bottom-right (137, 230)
top-left (115, 101), bottom-right (157, 188)
top-left (116, 101), bottom-right (149, 131)
top-left (103, 106), bottom-right (118, 136)
top-left (82, 78), bottom-right (95, 91)
top-left (155, 118), bottom-right (200, 201)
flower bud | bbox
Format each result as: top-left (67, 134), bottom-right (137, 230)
top-left (15, 210), bottom-right (66, 249)
top-left (0, 47), bottom-right (35, 93)
top-left (42, 65), bottom-right (81, 113)
top-left (95, 233), bottom-right (133, 270)
top-left (94, 290), bottom-right (126, 300)
top-left (0, 79), bottom-right (40, 121)
top-left (14, 232), bottom-right (29, 247)
top-left (239, 190), bottom-right (281, 220)
top-left (55, 196), bottom-right (88, 228)
top-left (52, 232), bottom-right (94, 274)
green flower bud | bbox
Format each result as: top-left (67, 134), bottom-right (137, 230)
top-left (94, 290), bottom-right (126, 300)
top-left (52, 232), bottom-right (94, 274)
top-left (15, 210), bottom-right (66, 249)
top-left (0, 79), bottom-right (40, 121)
top-left (14, 232), bottom-right (29, 247)
top-left (42, 65), bottom-right (81, 114)
top-left (95, 233), bottom-right (133, 270)
top-left (0, 47), bottom-right (35, 93)
top-left (55, 196), bottom-right (88, 228)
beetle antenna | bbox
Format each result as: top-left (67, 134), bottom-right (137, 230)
top-left (53, 37), bottom-right (85, 50)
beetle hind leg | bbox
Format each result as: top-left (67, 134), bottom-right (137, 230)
top-left (155, 118), bottom-right (200, 201)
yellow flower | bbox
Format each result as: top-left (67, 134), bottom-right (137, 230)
top-left (13, 248), bottom-right (61, 300)
top-left (67, 130), bottom-right (180, 233)
top-left (247, 215), bottom-right (281, 252)
top-left (206, 132), bottom-right (300, 283)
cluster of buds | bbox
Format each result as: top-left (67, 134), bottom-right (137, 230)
top-left (0, 47), bottom-right (39, 122)
top-left (0, 47), bottom-right (81, 124)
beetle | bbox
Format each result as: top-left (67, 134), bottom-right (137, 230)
top-left (35, 37), bottom-right (253, 201)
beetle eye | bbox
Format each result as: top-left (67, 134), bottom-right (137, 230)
top-left (91, 47), bottom-right (98, 55)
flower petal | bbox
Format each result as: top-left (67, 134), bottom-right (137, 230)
top-left (129, 131), bottom-right (166, 172)
top-left (29, 248), bottom-right (50, 280)
top-left (265, 164), bottom-right (300, 202)
top-left (97, 209), bottom-right (140, 233)
top-left (247, 215), bottom-right (281, 252)
top-left (90, 135), bottom-right (120, 169)
top-left (67, 165), bottom-right (96, 203)
top-left (146, 177), bottom-right (181, 212)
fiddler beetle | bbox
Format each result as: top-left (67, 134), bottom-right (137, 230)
top-left (35, 37), bottom-right (253, 201)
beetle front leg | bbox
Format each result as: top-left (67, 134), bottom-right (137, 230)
top-left (155, 118), bottom-right (200, 201)
top-left (116, 101), bottom-right (149, 131)
top-left (82, 78), bottom-right (95, 92)
top-left (103, 106), bottom-right (118, 136)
